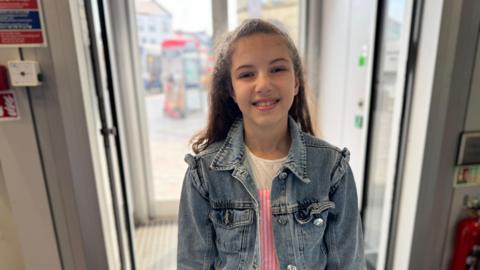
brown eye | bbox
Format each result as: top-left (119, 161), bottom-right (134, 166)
top-left (238, 72), bottom-right (254, 79)
top-left (271, 66), bottom-right (287, 73)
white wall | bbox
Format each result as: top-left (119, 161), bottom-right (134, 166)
top-left (0, 0), bottom-right (122, 269)
top-left (441, 21), bottom-right (480, 269)
top-left (0, 49), bottom-right (62, 270)
top-left (393, 0), bottom-right (480, 269)
top-left (0, 166), bottom-right (24, 270)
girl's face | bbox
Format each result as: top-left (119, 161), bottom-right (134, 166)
top-left (230, 33), bottom-right (298, 132)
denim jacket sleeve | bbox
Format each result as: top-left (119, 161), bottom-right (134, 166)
top-left (177, 154), bottom-right (216, 270)
top-left (326, 149), bottom-right (366, 270)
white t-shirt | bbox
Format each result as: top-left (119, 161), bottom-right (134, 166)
top-left (245, 146), bottom-right (287, 190)
top-left (245, 145), bottom-right (287, 269)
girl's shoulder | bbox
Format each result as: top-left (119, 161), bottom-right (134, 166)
top-left (302, 132), bottom-right (347, 157)
top-left (301, 132), bottom-right (352, 188)
top-left (184, 140), bottom-right (224, 168)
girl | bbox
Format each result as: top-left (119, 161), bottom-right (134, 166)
top-left (177, 19), bottom-right (365, 270)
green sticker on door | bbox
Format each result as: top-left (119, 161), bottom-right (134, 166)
top-left (358, 54), bottom-right (367, 67)
top-left (355, 115), bottom-right (363, 128)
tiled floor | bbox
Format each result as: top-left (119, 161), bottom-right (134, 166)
top-left (134, 220), bottom-right (178, 270)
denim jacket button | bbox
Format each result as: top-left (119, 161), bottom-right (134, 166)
top-left (313, 218), bottom-right (324, 226)
top-left (279, 172), bottom-right (288, 180)
top-left (287, 264), bottom-right (297, 270)
top-left (277, 216), bottom-right (288, 225)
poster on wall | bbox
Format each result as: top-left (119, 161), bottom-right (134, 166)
top-left (0, 91), bottom-right (20, 121)
top-left (0, 0), bottom-right (47, 47)
top-left (454, 165), bottom-right (480, 187)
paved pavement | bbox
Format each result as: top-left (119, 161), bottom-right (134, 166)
top-left (145, 93), bottom-right (208, 201)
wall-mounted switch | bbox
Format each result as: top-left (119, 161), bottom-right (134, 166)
top-left (7, 61), bottom-right (42, 87)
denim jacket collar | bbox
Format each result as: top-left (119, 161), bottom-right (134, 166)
top-left (210, 116), bottom-right (311, 184)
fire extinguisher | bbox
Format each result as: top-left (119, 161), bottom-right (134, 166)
top-left (450, 203), bottom-right (480, 270)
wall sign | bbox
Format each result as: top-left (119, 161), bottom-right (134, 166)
top-left (454, 165), bottom-right (480, 187)
top-left (0, 91), bottom-right (19, 121)
top-left (0, 0), bottom-right (47, 47)
top-left (457, 132), bottom-right (480, 165)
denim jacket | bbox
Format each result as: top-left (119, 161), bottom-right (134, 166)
top-left (177, 117), bottom-right (366, 270)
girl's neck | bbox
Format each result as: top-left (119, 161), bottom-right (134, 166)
top-left (243, 120), bottom-right (291, 160)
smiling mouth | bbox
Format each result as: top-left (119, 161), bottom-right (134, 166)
top-left (253, 99), bottom-right (279, 106)
top-left (252, 99), bottom-right (280, 110)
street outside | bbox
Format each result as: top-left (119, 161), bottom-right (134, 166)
top-left (145, 93), bottom-right (207, 201)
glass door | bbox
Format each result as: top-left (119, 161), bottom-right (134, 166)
top-left (362, 0), bottom-right (415, 269)
top-left (128, 1), bottom-right (304, 268)
top-left (83, 0), bottom-right (136, 268)
top-left (132, 0), bottom-right (214, 218)
top-left (104, 0), bottom-right (304, 268)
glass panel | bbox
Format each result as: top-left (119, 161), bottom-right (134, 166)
top-left (362, 0), bottom-right (408, 269)
top-left (232, 0), bottom-right (300, 44)
top-left (135, 0), bottom-right (212, 205)
top-left (133, 1), bottom-right (213, 269)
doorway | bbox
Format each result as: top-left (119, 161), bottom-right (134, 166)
top-left (85, 0), bottom-right (416, 268)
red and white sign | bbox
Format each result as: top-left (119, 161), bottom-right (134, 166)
top-left (0, 31), bottom-right (43, 44)
top-left (0, 91), bottom-right (19, 121)
top-left (0, 0), bottom-right (47, 47)
top-left (0, 0), bottom-right (38, 9)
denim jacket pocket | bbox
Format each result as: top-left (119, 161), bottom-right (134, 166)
top-left (294, 201), bottom-right (335, 255)
top-left (209, 208), bottom-right (254, 253)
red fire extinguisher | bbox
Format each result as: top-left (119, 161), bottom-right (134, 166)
top-left (450, 206), bottom-right (480, 270)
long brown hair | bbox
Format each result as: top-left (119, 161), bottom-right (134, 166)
top-left (191, 19), bottom-right (315, 154)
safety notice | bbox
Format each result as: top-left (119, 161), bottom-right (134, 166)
top-left (0, 91), bottom-right (19, 121)
top-left (0, 0), bottom-right (46, 47)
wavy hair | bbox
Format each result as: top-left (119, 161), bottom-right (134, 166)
top-left (191, 19), bottom-right (315, 154)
